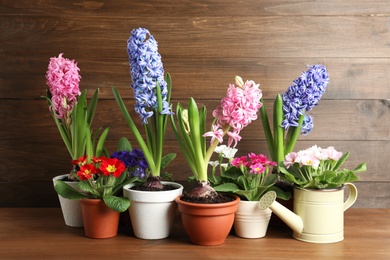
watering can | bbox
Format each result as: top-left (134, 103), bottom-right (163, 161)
top-left (258, 183), bottom-right (358, 243)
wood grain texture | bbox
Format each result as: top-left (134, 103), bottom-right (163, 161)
top-left (0, 208), bottom-right (389, 259)
top-left (0, 0), bottom-right (389, 207)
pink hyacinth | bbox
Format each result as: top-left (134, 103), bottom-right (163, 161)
top-left (45, 53), bottom-right (81, 120)
top-left (203, 124), bottom-right (224, 145)
top-left (207, 78), bottom-right (262, 147)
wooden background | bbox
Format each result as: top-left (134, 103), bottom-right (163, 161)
top-left (1, 0), bottom-right (389, 207)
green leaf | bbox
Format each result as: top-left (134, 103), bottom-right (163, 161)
top-left (160, 171), bottom-right (174, 181)
top-left (77, 181), bottom-right (97, 196)
top-left (112, 87), bottom-right (156, 173)
top-left (161, 153), bottom-right (176, 169)
top-left (72, 89), bottom-right (88, 159)
top-left (87, 88), bottom-right (99, 126)
top-left (54, 180), bottom-right (89, 200)
top-left (95, 127), bottom-right (109, 157)
top-left (188, 98), bottom-right (206, 180)
top-left (353, 162), bottom-right (367, 173)
top-left (221, 167), bottom-right (241, 180)
top-left (268, 186), bottom-right (291, 200)
top-left (332, 152), bottom-right (350, 171)
top-left (273, 94), bottom-right (284, 166)
top-left (259, 98), bottom-right (275, 161)
top-left (103, 196), bottom-right (130, 212)
top-left (118, 137), bottom-right (132, 152)
top-left (170, 105), bottom-right (198, 177)
top-left (214, 183), bottom-right (240, 193)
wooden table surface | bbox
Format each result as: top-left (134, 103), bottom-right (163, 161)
top-left (0, 208), bottom-right (389, 259)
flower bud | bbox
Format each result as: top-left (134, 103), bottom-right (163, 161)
top-left (234, 76), bottom-right (244, 89)
top-left (182, 109), bottom-right (190, 134)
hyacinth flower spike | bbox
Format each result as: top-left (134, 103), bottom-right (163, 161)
top-left (260, 64), bottom-right (329, 168)
top-left (112, 28), bottom-right (175, 190)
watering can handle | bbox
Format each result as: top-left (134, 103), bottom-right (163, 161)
top-left (344, 183), bottom-right (358, 211)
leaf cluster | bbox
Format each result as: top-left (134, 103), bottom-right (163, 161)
top-left (212, 166), bottom-right (291, 201)
top-left (279, 152), bottom-right (367, 189)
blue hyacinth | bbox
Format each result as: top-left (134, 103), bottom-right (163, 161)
top-left (127, 28), bottom-right (172, 124)
top-left (281, 64), bottom-right (329, 135)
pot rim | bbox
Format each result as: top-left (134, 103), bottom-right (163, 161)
top-left (175, 194), bottom-right (240, 208)
top-left (123, 181), bottom-right (184, 193)
top-left (294, 184), bottom-right (345, 192)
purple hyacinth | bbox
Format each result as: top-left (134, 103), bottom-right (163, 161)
top-left (281, 64), bottom-right (329, 134)
top-left (127, 28), bottom-right (172, 124)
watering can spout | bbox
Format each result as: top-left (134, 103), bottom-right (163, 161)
top-left (258, 191), bottom-right (303, 234)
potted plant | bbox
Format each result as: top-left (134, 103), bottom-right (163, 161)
top-left (44, 53), bottom-right (103, 227)
top-left (112, 28), bottom-right (183, 239)
top-left (170, 76), bottom-right (262, 245)
top-left (53, 136), bottom-right (135, 238)
top-left (258, 145), bottom-right (367, 243)
top-left (209, 147), bottom-right (291, 238)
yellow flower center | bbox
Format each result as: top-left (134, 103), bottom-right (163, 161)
top-left (107, 165), bottom-right (116, 173)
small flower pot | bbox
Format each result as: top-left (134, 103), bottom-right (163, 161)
top-left (80, 199), bottom-right (120, 239)
top-left (175, 195), bottom-right (240, 246)
top-left (234, 200), bottom-right (272, 238)
top-left (52, 174), bottom-right (83, 227)
top-left (123, 181), bottom-right (183, 239)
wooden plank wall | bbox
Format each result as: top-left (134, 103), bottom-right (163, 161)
top-left (1, 0), bottom-right (389, 207)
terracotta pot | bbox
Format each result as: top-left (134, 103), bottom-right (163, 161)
top-left (234, 200), bottom-right (272, 238)
top-left (80, 199), bottom-right (120, 239)
top-left (175, 195), bottom-right (240, 246)
top-left (123, 182), bottom-right (183, 239)
top-left (53, 174), bottom-right (83, 227)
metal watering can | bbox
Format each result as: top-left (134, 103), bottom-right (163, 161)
top-left (259, 183), bottom-right (358, 243)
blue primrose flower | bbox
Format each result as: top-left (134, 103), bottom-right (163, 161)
top-left (110, 150), bottom-right (134, 168)
top-left (110, 148), bottom-right (149, 178)
top-left (127, 27), bottom-right (173, 124)
top-left (281, 64), bottom-right (329, 134)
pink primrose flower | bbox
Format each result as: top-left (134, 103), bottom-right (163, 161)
top-left (284, 152), bottom-right (298, 169)
top-left (297, 151), bottom-right (320, 169)
top-left (323, 146), bottom-right (343, 161)
top-left (248, 153), bottom-right (277, 167)
top-left (249, 162), bottom-right (265, 174)
top-left (46, 53), bottom-right (81, 120)
top-left (231, 156), bottom-right (248, 167)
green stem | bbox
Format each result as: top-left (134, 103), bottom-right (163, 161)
top-left (284, 113), bottom-right (304, 155)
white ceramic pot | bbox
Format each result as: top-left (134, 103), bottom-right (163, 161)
top-left (234, 200), bottom-right (272, 238)
top-left (52, 174), bottom-right (83, 227)
top-left (123, 181), bottom-right (183, 239)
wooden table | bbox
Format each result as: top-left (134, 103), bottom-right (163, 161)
top-left (0, 208), bottom-right (389, 259)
